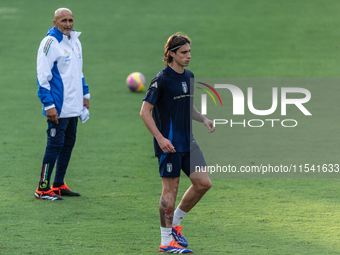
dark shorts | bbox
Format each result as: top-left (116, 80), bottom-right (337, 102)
top-left (158, 141), bottom-right (206, 178)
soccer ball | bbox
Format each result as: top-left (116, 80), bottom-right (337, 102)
top-left (126, 72), bottom-right (146, 92)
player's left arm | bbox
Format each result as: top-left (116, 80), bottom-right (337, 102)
top-left (192, 106), bottom-right (215, 133)
top-left (83, 98), bottom-right (89, 109)
top-left (79, 39), bottom-right (90, 109)
top-left (82, 76), bottom-right (90, 109)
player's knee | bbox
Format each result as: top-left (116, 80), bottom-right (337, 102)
top-left (196, 179), bottom-right (212, 193)
top-left (162, 182), bottom-right (179, 195)
top-left (161, 177), bottom-right (180, 201)
top-left (169, 183), bottom-right (179, 194)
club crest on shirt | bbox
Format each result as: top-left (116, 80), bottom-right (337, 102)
top-left (182, 82), bottom-right (188, 93)
top-left (50, 128), bottom-right (56, 137)
top-left (167, 163), bottom-right (173, 172)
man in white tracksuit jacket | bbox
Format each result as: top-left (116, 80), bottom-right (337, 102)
top-left (35, 8), bottom-right (90, 201)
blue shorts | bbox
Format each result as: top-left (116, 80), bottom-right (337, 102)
top-left (158, 141), bottom-right (206, 178)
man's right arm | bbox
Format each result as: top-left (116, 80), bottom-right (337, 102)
top-left (46, 108), bottom-right (59, 124)
top-left (37, 36), bottom-right (59, 123)
top-left (140, 101), bottom-right (176, 153)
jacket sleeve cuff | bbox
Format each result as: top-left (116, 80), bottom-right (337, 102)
top-left (44, 104), bottom-right (55, 111)
top-left (83, 93), bottom-right (90, 99)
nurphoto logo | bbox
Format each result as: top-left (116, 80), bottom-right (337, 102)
top-left (195, 80), bottom-right (312, 128)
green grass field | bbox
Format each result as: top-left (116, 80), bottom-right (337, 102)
top-left (1, 0), bottom-right (340, 254)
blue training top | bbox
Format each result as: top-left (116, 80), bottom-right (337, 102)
top-left (143, 66), bottom-right (194, 157)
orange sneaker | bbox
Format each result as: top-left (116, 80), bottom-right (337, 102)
top-left (34, 188), bottom-right (64, 201)
top-left (51, 183), bottom-right (81, 197)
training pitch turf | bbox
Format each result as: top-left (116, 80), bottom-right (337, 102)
top-left (1, 0), bottom-right (340, 254)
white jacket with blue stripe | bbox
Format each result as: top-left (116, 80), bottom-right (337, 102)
top-left (37, 27), bottom-right (90, 118)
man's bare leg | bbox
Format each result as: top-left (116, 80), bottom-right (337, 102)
top-left (177, 169), bottom-right (211, 213)
top-left (159, 177), bottom-right (180, 227)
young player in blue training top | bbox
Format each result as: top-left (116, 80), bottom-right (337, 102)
top-left (140, 33), bottom-right (215, 254)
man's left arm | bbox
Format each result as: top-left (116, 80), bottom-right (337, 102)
top-left (192, 106), bottom-right (215, 133)
top-left (82, 78), bottom-right (90, 109)
top-left (79, 38), bottom-right (90, 109)
top-left (83, 98), bottom-right (89, 109)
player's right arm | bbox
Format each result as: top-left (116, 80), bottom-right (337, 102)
top-left (140, 101), bottom-right (176, 153)
top-left (37, 36), bottom-right (59, 123)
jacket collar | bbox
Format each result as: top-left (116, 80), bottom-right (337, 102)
top-left (46, 27), bottom-right (81, 42)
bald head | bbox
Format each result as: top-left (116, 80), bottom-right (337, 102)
top-left (53, 8), bottom-right (74, 38)
top-left (54, 8), bottom-right (73, 19)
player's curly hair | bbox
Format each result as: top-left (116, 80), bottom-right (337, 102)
top-left (163, 32), bottom-right (191, 66)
